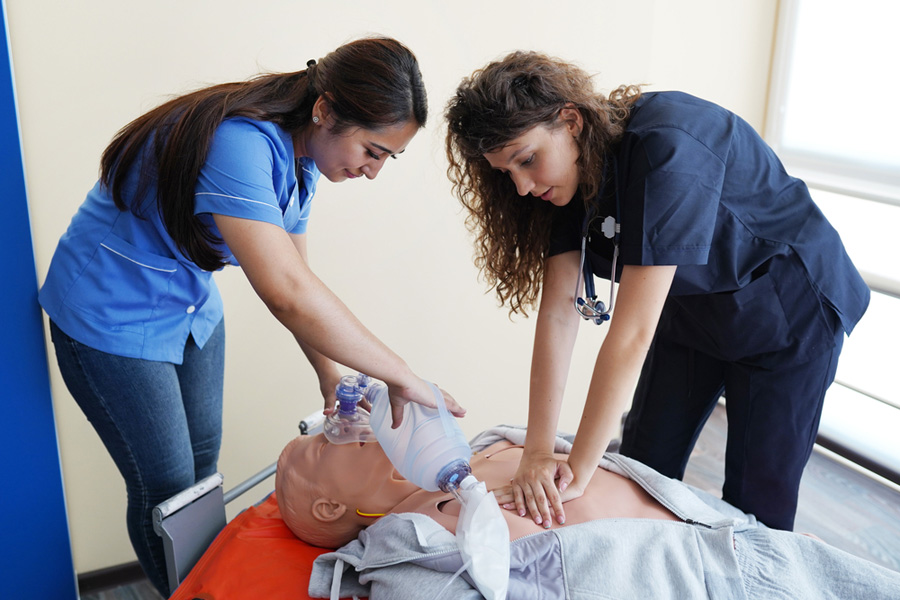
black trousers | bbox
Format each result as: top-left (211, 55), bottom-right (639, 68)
top-left (620, 255), bottom-right (846, 531)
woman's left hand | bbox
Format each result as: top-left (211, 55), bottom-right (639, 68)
top-left (386, 378), bottom-right (465, 428)
top-left (495, 453), bottom-right (579, 528)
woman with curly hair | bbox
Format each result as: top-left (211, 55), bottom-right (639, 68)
top-left (445, 51), bottom-right (868, 534)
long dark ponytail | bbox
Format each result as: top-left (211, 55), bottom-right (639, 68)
top-left (100, 36), bottom-right (427, 271)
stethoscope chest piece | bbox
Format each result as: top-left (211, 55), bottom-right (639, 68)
top-left (575, 222), bottom-right (618, 325)
top-left (574, 182), bottom-right (621, 326)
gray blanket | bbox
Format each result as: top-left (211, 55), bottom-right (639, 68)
top-left (308, 427), bottom-right (900, 599)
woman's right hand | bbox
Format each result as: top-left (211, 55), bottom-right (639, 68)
top-left (386, 377), bottom-right (465, 428)
top-left (317, 369), bottom-right (343, 415)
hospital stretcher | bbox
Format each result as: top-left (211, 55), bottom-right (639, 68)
top-left (155, 411), bottom-right (353, 600)
top-left (154, 412), bottom-right (615, 599)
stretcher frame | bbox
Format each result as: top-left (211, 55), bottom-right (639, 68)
top-left (152, 411), bottom-right (326, 593)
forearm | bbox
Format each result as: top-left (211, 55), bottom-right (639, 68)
top-left (567, 264), bottom-right (676, 481)
top-left (295, 332), bottom-right (341, 378)
top-left (525, 311), bottom-right (579, 455)
top-left (217, 215), bottom-right (416, 388)
top-left (566, 334), bottom-right (648, 479)
top-left (525, 252), bottom-right (582, 455)
top-left (269, 273), bottom-right (414, 387)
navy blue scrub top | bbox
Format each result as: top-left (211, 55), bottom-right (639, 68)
top-left (549, 92), bottom-right (869, 362)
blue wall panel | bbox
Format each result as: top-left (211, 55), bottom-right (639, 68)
top-left (0, 2), bottom-right (77, 597)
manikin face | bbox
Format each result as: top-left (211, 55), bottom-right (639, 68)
top-left (278, 434), bottom-right (419, 520)
top-left (483, 107), bottom-right (583, 207)
top-left (300, 97), bottom-right (419, 183)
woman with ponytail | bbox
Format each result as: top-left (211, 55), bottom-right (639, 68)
top-left (40, 36), bottom-right (461, 596)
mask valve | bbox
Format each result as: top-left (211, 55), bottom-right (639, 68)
top-left (323, 375), bottom-right (376, 445)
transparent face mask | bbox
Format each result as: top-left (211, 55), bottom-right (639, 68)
top-left (323, 375), bottom-right (376, 445)
top-left (327, 374), bottom-right (510, 599)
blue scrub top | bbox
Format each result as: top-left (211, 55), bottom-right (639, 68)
top-left (550, 92), bottom-right (868, 360)
top-left (40, 118), bottom-right (320, 364)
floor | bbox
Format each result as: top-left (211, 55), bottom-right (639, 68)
top-left (682, 403), bottom-right (900, 571)
top-left (80, 580), bottom-right (163, 600)
top-left (81, 403), bottom-right (900, 598)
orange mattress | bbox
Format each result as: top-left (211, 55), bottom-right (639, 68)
top-left (170, 493), bottom-right (363, 600)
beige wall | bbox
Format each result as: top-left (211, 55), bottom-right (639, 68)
top-left (7, 0), bottom-right (777, 574)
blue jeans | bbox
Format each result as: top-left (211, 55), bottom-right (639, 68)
top-left (49, 319), bottom-right (225, 597)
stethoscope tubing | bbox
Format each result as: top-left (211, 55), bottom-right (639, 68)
top-left (574, 232), bottom-right (618, 324)
top-left (574, 154), bottom-right (620, 325)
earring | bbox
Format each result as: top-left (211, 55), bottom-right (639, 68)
top-left (312, 116), bottom-right (320, 123)
top-left (356, 509), bottom-right (386, 518)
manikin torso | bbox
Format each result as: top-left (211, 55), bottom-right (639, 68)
top-left (390, 441), bottom-right (678, 540)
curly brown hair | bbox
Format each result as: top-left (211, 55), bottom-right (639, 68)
top-left (445, 51), bottom-right (640, 316)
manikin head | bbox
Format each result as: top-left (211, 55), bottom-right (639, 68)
top-left (275, 434), bottom-right (420, 548)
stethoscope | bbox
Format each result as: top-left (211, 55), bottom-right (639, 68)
top-left (574, 156), bottom-right (620, 325)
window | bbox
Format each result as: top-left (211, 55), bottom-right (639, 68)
top-left (766, 0), bottom-right (900, 483)
top-left (767, 0), bottom-right (900, 206)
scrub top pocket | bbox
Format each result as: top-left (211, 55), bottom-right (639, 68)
top-left (702, 271), bottom-right (792, 361)
top-left (63, 233), bottom-right (179, 332)
top-left (661, 271), bottom-right (793, 366)
top-left (661, 253), bottom-right (837, 368)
